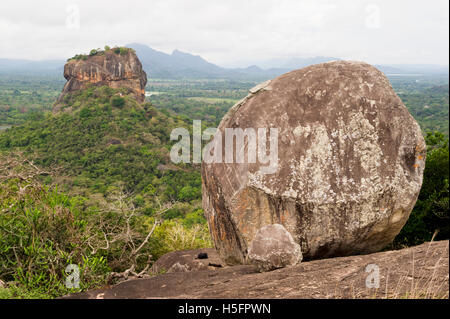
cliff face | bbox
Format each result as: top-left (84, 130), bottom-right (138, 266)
top-left (55, 49), bottom-right (147, 108)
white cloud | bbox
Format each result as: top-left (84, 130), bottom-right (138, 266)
top-left (0, 0), bottom-right (448, 66)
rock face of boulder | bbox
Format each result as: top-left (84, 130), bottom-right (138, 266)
top-left (247, 224), bottom-right (302, 271)
top-left (202, 61), bottom-right (426, 265)
top-left (55, 48), bottom-right (147, 108)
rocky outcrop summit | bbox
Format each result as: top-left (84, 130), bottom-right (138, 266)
top-left (55, 48), bottom-right (147, 109)
top-left (63, 240), bottom-right (449, 299)
top-left (202, 61), bottom-right (426, 265)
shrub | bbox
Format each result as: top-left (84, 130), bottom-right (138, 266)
top-left (119, 47), bottom-right (129, 56)
top-left (149, 221), bottom-right (213, 258)
top-left (0, 180), bottom-right (111, 297)
top-left (110, 96), bottom-right (125, 108)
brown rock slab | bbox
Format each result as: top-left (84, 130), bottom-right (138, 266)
top-left (62, 240), bottom-right (449, 299)
top-left (151, 248), bottom-right (225, 274)
top-left (201, 61), bottom-right (426, 264)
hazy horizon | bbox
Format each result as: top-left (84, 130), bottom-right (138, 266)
top-left (0, 0), bottom-right (448, 67)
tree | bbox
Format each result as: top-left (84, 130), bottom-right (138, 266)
top-left (119, 47), bottom-right (129, 56)
top-left (110, 96), bottom-right (125, 108)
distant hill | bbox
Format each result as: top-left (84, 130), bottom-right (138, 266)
top-left (0, 44), bottom-right (448, 79)
top-left (251, 57), bottom-right (449, 76)
top-left (254, 56), bottom-right (340, 69)
top-left (0, 58), bottom-right (64, 74)
top-left (386, 64), bottom-right (450, 75)
top-left (127, 43), bottom-right (285, 80)
top-left (126, 43), bottom-right (224, 78)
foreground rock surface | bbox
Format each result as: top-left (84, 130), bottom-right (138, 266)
top-left (55, 48), bottom-right (147, 108)
top-left (247, 224), bottom-right (302, 271)
top-left (64, 240), bottom-right (449, 299)
top-left (202, 61), bottom-right (426, 264)
top-left (151, 248), bottom-right (226, 274)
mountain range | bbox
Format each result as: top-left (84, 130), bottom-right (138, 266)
top-left (126, 43), bottom-right (290, 80)
top-left (0, 43), bottom-right (448, 80)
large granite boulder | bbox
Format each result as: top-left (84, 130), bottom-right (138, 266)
top-left (202, 61), bottom-right (426, 265)
top-left (55, 47), bottom-right (147, 109)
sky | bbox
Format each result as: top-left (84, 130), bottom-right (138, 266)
top-left (0, 0), bottom-right (448, 67)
